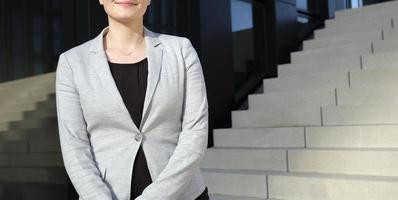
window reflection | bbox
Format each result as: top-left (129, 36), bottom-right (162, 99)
top-left (230, 0), bottom-right (255, 89)
top-left (0, 0), bottom-right (181, 83)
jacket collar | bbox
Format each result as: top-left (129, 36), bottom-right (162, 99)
top-left (89, 25), bottom-right (164, 134)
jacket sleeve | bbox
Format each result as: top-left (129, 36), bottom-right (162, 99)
top-left (136, 38), bottom-right (209, 200)
top-left (55, 53), bottom-right (113, 200)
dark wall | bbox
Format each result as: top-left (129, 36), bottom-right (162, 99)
top-left (0, 0), bottom-right (103, 83)
top-left (306, 0), bottom-right (331, 20)
top-left (0, 0), bottom-right (65, 81)
top-left (0, 0), bottom-right (6, 82)
top-left (61, 0), bottom-right (108, 53)
top-left (198, 0), bottom-right (235, 146)
top-left (0, 0), bottom-right (193, 83)
top-left (258, 0), bottom-right (298, 76)
top-left (274, 0), bottom-right (299, 66)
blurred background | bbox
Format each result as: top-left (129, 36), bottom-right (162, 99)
top-left (0, 0), bottom-right (395, 199)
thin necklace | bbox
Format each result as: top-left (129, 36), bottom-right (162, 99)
top-left (105, 33), bottom-right (144, 56)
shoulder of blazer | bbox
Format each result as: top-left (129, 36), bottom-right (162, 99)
top-left (147, 29), bottom-right (193, 55)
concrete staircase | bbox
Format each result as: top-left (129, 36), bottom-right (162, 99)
top-left (201, 1), bottom-right (398, 199)
top-left (3, 1), bottom-right (398, 199)
top-left (0, 73), bottom-right (68, 199)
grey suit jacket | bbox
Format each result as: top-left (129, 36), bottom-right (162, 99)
top-left (55, 25), bottom-right (209, 200)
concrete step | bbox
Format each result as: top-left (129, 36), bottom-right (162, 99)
top-left (0, 152), bottom-right (63, 167)
top-left (23, 107), bottom-right (57, 119)
top-left (334, 1), bottom-right (398, 18)
top-left (362, 51), bottom-right (398, 70)
top-left (306, 125), bottom-right (398, 148)
top-left (0, 167), bottom-right (67, 184)
top-left (0, 154), bottom-right (7, 166)
top-left (0, 130), bottom-right (59, 153)
top-left (213, 127), bottom-right (304, 148)
top-left (0, 132), bottom-right (60, 153)
top-left (0, 126), bottom-right (58, 142)
top-left (28, 135), bottom-right (60, 152)
top-left (202, 170), bottom-right (267, 198)
top-left (0, 107), bottom-right (56, 125)
top-left (300, 28), bottom-right (398, 55)
top-left (1, 96), bottom-right (48, 108)
top-left (383, 28), bottom-right (398, 40)
top-left (291, 42), bottom-right (371, 64)
top-left (327, 14), bottom-right (394, 29)
top-left (0, 181), bottom-right (68, 200)
top-left (0, 140), bottom-right (28, 153)
top-left (1, 99), bottom-right (56, 112)
top-left (248, 89), bottom-right (336, 110)
top-left (0, 83), bottom-right (55, 99)
top-left (325, 13), bottom-right (395, 28)
top-left (36, 98), bottom-right (56, 107)
top-left (336, 84), bottom-right (398, 106)
top-left (0, 100), bottom-right (55, 119)
top-left (0, 93), bottom-right (55, 108)
top-left (277, 61), bottom-right (360, 77)
top-left (0, 117), bottom-right (58, 132)
top-left (232, 106), bottom-right (321, 128)
top-left (0, 112), bottom-right (25, 124)
top-left (350, 67), bottom-right (398, 87)
top-left (0, 73), bottom-right (55, 91)
top-left (315, 20), bottom-right (392, 39)
top-left (0, 104), bottom-right (37, 115)
top-left (373, 38), bottom-right (398, 54)
top-left (0, 72), bottom-right (54, 84)
top-left (288, 149), bottom-right (398, 177)
top-left (263, 72), bottom-right (349, 93)
top-left (303, 29), bottom-right (382, 50)
top-left (322, 104), bottom-right (398, 126)
top-left (297, 55), bottom-right (361, 71)
top-left (201, 148), bottom-right (287, 171)
top-left (7, 87), bottom-right (55, 97)
top-left (268, 173), bottom-right (398, 200)
top-left (0, 87), bottom-right (53, 102)
top-left (0, 89), bottom-right (54, 106)
top-left (209, 194), bottom-right (268, 200)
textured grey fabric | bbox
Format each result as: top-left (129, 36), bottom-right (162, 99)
top-left (55, 25), bottom-right (209, 200)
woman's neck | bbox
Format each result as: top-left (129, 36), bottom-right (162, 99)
top-left (103, 17), bottom-right (147, 64)
top-left (105, 17), bottom-right (144, 51)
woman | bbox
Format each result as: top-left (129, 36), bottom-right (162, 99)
top-left (55, 0), bottom-right (210, 199)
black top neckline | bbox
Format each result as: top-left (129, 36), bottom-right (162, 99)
top-left (108, 57), bottom-right (148, 65)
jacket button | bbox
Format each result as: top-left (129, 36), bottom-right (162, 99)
top-left (135, 134), bottom-right (141, 142)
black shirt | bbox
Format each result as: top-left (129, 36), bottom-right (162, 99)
top-left (108, 58), bottom-right (209, 200)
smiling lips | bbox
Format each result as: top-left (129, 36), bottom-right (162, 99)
top-left (115, 1), bottom-right (138, 7)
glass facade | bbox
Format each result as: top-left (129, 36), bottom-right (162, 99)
top-left (0, 0), bottom-right (186, 83)
top-left (230, 0), bottom-right (256, 89)
top-left (0, 0), bottom-right (63, 82)
top-left (144, 0), bottom-right (179, 34)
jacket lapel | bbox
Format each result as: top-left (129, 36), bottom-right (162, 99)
top-left (89, 25), bottom-right (163, 134)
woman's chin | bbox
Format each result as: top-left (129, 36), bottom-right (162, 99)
top-left (111, 14), bottom-right (139, 23)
